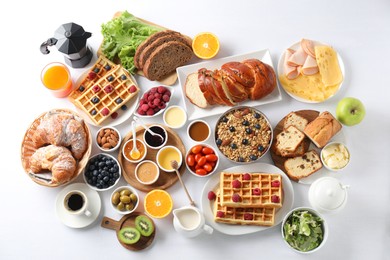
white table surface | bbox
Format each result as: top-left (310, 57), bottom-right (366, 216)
top-left (2, 0), bottom-right (390, 259)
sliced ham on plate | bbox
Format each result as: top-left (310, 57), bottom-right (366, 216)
top-left (301, 38), bottom-right (316, 58)
top-left (302, 55), bottom-right (319, 75)
top-left (284, 49), bottom-right (299, 80)
top-left (287, 46), bottom-right (308, 67)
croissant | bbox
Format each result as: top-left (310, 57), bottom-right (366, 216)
top-left (32, 110), bottom-right (87, 160)
top-left (29, 145), bottom-right (76, 184)
top-left (185, 59), bottom-right (276, 108)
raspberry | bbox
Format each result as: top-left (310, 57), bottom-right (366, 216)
top-left (92, 85), bottom-right (101, 93)
top-left (271, 180), bottom-right (281, 187)
top-left (244, 213), bottom-right (253, 220)
top-left (146, 108), bottom-right (155, 115)
top-left (137, 108), bottom-right (146, 115)
top-left (157, 86), bottom-right (166, 94)
top-left (243, 173), bottom-right (251, 180)
top-left (154, 93), bottom-right (162, 99)
top-left (141, 104), bottom-right (149, 112)
top-left (271, 195), bottom-right (280, 203)
top-left (216, 211), bottom-right (225, 218)
top-left (208, 191), bottom-right (216, 201)
top-left (150, 87), bottom-right (157, 94)
top-left (153, 98), bottom-right (161, 106)
top-left (104, 85), bottom-right (113, 93)
top-left (158, 102), bottom-right (166, 109)
top-left (101, 108), bottom-right (110, 116)
top-left (147, 95), bottom-right (155, 101)
top-left (252, 188), bottom-right (261, 195)
top-left (87, 71), bottom-right (96, 80)
top-left (162, 94), bottom-right (170, 102)
top-left (111, 112), bottom-right (118, 119)
top-left (232, 179), bottom-right (241, 189)
top-left (129, 85), bottom-right (137, 93)
top-left (232, 193), bottom-right (241, 203)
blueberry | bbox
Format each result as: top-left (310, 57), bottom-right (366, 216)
top-left (221, 116), bottom-right (228, 123)
top-left (258, 145), bottom-right (265, 152)
top-left (254, 112), bottom-right (261, 119)
top-left (216, 139), bottom-right (222, 146)
top-left (238, 157), bottom-right (245, 162)
top-left (121, 74), bottom-right (127, 80)
top-left (121, 105), bottom-right (128, 111)
top-left (113, 173), bottom-right (119, 179)
top-left (92, 176), bottom-right (97, 182)
top-left (103, 183), bottom-right (109, 188)
top-left (96, 184), bottom-right (102, 189)
top-left (242, 139), bottom-right (249, 145)
top-left (91, 97), bottom-right (100, 104)
top-left (104, 64), bottom-right (111, 70)
top-left (229, 126), bottom-right (235, 132)
top-left (242, 120), bottom-right (250, 126)
top-left (98, 162), bottom-right (105, 168)
top-left (88, 164), bottom-right (95, 171)
top-left (103, 176), bottom-right (109, 182)
top-left (93, 68), bottom-right (100, 73)
top-left (249, 154), bottom-right (258, 161)
top-left (255, 124), bottom-right (261, 129)
top-left (116, 98), bottom-right (123, 104)
top-left (90, 109), bottom-right (97, 116)
top-left (93, 170), bottom-right (98, 176)
top-left (245, 128), bottom-right (252, 134)
top-left (78, 86), bottom-right (85, 92)
top-left (107, 75), bottom-right (114, 82)
top-left (231, 143), bottom-right (237, 149)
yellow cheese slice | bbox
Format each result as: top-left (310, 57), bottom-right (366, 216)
top-left (315, 46), bottom-right (343, 86)
top-left (279, 73), bottom-right (340, 102)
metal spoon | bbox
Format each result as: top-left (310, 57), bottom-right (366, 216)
top-left (133, 116), bottom-right (164, 142)
top-left (130, 121), bottom-right (141, 160)
top-left (171, 160), bottom-right (195, 207)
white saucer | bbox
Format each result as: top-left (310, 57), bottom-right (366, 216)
top-left (55, 183), bottom-right (101, 228)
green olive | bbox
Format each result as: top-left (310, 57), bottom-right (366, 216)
top-left (130, 193), bottom-right (138, 203)
top-left (120, 195), bottom-right (131, 204)
top-left (125, 203), bottom-right (135, 211)
top-left (117, 202), bottom-right (125, 211)
top-left (120, 189), bottom-right (131, 196)
top-left (111, 192), bottom-right (120, 205)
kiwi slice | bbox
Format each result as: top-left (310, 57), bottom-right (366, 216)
top-left (118, 227), bottom-right (140, 244)
top-left (135, 215), bottom-right (155, 237)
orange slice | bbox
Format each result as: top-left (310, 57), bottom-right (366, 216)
top-left (144, 189), bottom-right (173, 218)
top-left (192, 32), bottom-right (220, 59)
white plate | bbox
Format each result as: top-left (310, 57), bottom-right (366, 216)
top-left (55, 183), bottom-right (101, 228)
top-left (74, 74), bottom-right (139, 127)
top-left (277, 40), bottom-right (345, 103)
top-left (200, 163), bottom-right (294, 236)
top-left (177, 49), bottom-right (282, 121)
top-left (133, 86), bottom-right (174, 118)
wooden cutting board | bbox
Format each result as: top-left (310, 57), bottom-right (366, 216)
top-left (270, 110), bottom-right (319, 178)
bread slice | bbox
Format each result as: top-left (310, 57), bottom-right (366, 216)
top-left (284, 150), bottom-right (323, 181)
top-left (284, 112), bottom-right (308, 132)
top-left (304, 111), bottom-right (342, 148)
top-left (275, 125), bottom-right (305, 157)
top-left (143, 41), bottom-right (193, 81)
top-left (185, 73), bottom-right (208, 108)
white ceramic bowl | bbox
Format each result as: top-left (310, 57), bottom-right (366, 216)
top-left (163, 105), bottom-right (187, 129)
top-left (156, 145), bottom-right (183, 172)
top-left (135, 160), bottom-right (160, 185)
top-left (320, 142), bottom-right (350, 172)
top-left (185, 144), bottom-right (219, 178)
top-left (143, 124), bottom-right (168, 150)
top-left (122, 138), bottom-right (147, 163)
top-left (281, 207), bottom-right (328, 254)
top-left (187, 119), bottom-right (211, 143)
top-left (83, 153), bottom-right (121, 191)
top-left (95, 126), bottom-right (121, 152)
top-left (110, 185), bottom-right (139, 214)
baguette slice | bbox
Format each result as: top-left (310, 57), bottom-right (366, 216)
top-left (185, 73), bottom-right (208, 108)
top-left (275, 125), bottom-right (305, 157)
top-left (284, 150), bottom-right (322, 181)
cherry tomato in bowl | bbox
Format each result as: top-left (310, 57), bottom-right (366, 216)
top-left (185, 144), bottom-right (219, 178)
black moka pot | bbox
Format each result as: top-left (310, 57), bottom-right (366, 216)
top-left (40, 22), bottom-right (93, 68)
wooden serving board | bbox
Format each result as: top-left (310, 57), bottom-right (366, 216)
top-left (98, 12), bottom-right (179, 86)
top-left (101, 212), bottom-right (155, 251)
top-left (118, 124), bottom-right (186, 192)
top-left (270, 110), bottom-right (319, 179)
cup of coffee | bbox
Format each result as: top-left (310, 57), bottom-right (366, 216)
top-left (63, 190), bottom-right (91, 217)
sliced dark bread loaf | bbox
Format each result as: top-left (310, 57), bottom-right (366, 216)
top-left (143, 41), bottom-right (193, 81)
top-left (134, 30), bottom-right (181, 69)
top-left (138, 34), bottom-right (192, 69)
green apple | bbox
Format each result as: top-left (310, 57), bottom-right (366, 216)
top-left (336, 97), bottom-right (366, 126)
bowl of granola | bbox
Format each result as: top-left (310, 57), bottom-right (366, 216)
top-left (214, 106), bottom-right (272, 163)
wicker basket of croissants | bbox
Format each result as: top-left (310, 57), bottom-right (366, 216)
top-left (21, 109), bottom-right (92, 187)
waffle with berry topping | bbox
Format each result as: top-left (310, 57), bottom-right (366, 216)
top-left (73, 67), bottom-right (139, 125)
top-left (68, 55), bottom-right (117, 103)
top-left (219, 172), bottom-right (282, 208)
top-left (214, 192), bottom-right (275, 226)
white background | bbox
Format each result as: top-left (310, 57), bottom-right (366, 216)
top-left (1, 0), bottom-right (390, 259)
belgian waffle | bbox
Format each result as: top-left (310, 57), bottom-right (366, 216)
top-left (68, 56), bottom-right (117, 103)
top-left (74, 67), bottom-right (139, 125)
top-left (214, 192), bottom-right (275, 226)
top-left (219, 172), bottom-right (282, 208)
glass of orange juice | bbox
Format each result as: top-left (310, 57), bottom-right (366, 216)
top-left (41, 62), bottom-right (73, 98)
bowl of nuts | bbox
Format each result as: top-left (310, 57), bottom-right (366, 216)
top-left (111, 185), bottom-right (139, 214)
top-left (214, 106), bottom-right (273, 163)
top-left (96, 126), bottom-right (121, 152)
